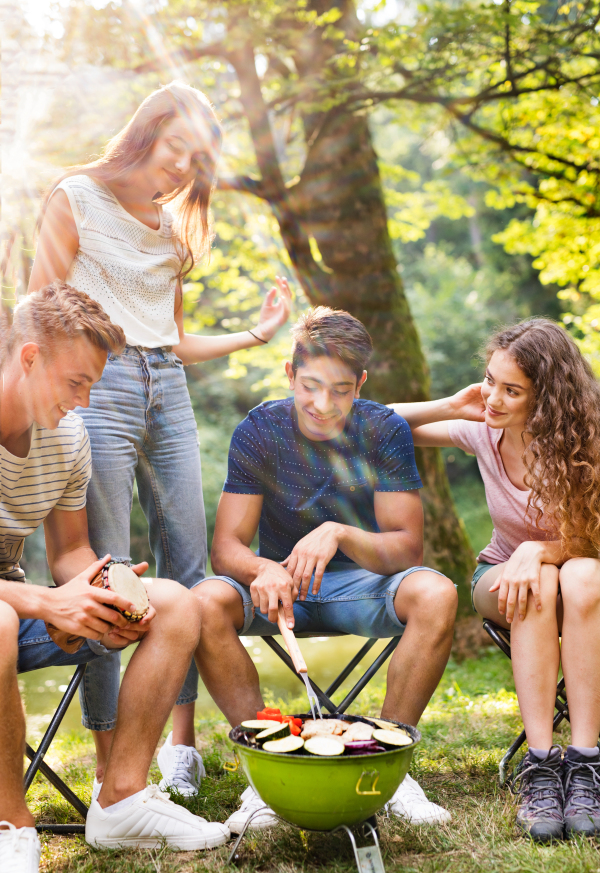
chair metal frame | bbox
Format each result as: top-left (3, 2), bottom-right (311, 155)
top-left (263, 635), bottom-right (402, 714)
top-left (24, 664), bottom-right (89, 833)
top-left (482, 619), bottom-right (570, 785)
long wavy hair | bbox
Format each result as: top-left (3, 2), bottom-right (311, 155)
top-left (487, 318), bottom-right (600, 558)
top-left (43, 81), bottom-right (222, 282)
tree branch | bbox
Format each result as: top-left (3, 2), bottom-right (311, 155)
top-left (133, 41), bottom-right (229, 73)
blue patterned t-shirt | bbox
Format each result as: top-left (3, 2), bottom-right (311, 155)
top-left (223, 398), bottom-right (422, 566)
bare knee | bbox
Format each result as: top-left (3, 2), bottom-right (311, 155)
top-left (191, 578), bottom-right (245, 633)
top-left (559, 558), bottom-right (600, 614)
top-left (146, 578), bottom-right (202, 645)
top-left (395, 571), bottom-right (458, 629)
top-left (0, 601), bottom-right (19, 664)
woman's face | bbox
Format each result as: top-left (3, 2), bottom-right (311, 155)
top-left (144, 116), bottom-right (212, 196)
top-left (481, 350), bottom-right (534, 430)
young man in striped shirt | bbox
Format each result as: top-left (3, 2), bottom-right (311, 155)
top-left (0, 284), bottom-right (228, 873)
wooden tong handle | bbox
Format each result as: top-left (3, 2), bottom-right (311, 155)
top-left (277, 603), bottom-right (307, 674)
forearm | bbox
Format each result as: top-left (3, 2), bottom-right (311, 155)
top-left (211, 536), bottom-right (276, 586)
top-left (528, 540), bottom-right (564, 566)
top-left (336, 525), bottom-right (423, 575)
top-left (388, 397), bottom-right (458, 428)
top-left (49, 545), bottom-right (98, 586)
top-left (0, 581), bottom-right (49, 620)
top-left (173, 330), bottom-right (264, 365)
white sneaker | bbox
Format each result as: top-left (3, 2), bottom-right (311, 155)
top-left (0, 822), bottom-right (41, 873)
top-left (157, 732), bottom-right (206, 797)
top-left (225, 786), bottom-right (279, 834)
top-left (92, 777), bottom-right (102, 803)
top-left (85, 784), bottom-right (230, 850)
top-left (386, 774), bottom-right (451, 825)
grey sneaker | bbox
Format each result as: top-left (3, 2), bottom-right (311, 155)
top-left (564, 747), bottom-right (600, 837)
top-left (513, 746), bottom-right (564, 842)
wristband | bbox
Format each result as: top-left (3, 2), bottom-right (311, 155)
top-left (248, 329), bottom-right (268, 344)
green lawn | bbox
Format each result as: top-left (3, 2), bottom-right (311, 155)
top-left (30, 649), bottom-right (599, 873)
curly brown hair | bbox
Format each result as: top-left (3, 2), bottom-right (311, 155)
top-left (487, 318), bottom-right (600, 558)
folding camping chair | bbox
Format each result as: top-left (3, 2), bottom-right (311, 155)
top-left (24, 664), bottom-right (89, 833)
top-left (483, 620), bottom-right (570, 785)
top-left (263, 633), bottom-right (402, 714)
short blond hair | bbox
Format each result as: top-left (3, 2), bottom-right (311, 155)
top-left (6, 282), bottom-right (126, 364)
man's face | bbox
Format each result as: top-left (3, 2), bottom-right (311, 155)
top-left (285, 355), bottom-right (367, 442)
top-left (23, 335), bottom-right (107, 430)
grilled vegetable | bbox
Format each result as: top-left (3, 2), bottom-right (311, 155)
top-left (367, 718), bottom-right (404, 730)
top-left (256, 722), bottom-right (291, 743)
top-left (262, 735), bottom-right (305, 754)
top-left (372, 728), bottom-right (413, 748)
top-left (240, 720), bottom-right (281, 733)
top-left (344, 740), bottom-right (386, 755)
top-left (304, 736), bottom-right (345, 756)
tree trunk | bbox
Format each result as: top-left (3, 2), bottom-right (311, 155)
top-left (228, 1), bottom-right (476, 610)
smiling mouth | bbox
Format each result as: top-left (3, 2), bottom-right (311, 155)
top-left (165, 169), bottom-right (182, 185)
top-left (486, 406), bottom-right (505, 416)
top-left (58, 405), bottom-right (69, 415)
top-left (306, 410), bottom-right (335, 423)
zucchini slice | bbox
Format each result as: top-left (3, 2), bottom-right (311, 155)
top-left (240, 720), bottom-right (281, 733)
top-left (256, 722), bottom-right (291, 742)
top-left (262, 735), bottom-right (305, 754)
top-left (372, 728), bottom-right (413, 747)
top-left (304, 736), bottom-right (345, 756)
top-left (367, 718), bottom-right (404, 731)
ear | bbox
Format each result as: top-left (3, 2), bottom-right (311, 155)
top-left (285, 361), bottom-right (295, 388)
top-left (355, 370), bottom-right (367, 398)
top-left (20, 342), bottom-right (42, 374)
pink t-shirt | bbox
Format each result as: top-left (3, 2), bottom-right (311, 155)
top-left (447, 420), bottom-right (556, 564)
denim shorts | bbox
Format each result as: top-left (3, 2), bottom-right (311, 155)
top-left (470, 561), bottom-right (498, 612)
top-left (75, 346), bottom-right (207, 730)
top-left (194, 565), bottom-right (447, 637)
top-left (17, 619), bottom-right (107, 673)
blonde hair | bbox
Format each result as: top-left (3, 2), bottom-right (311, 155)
top-left (5, 282), bottom-right (126, 366)
top-left (43, 81), bottom-right (222, 281)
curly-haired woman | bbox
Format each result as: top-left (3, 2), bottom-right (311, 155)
top-left (391, 318), bottom-right (600, 842)
top-left (28, 81), bottom-right (291, 800)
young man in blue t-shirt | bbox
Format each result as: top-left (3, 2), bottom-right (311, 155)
top-left (193, 306), bottom-right (458, 830)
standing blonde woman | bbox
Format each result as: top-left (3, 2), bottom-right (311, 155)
top-left (29, 81), bottom-right (291, 798)
top-left (392, 319), bottom-right (600, 842)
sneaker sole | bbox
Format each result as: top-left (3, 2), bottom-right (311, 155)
top-left (87, 832), bottom-right (229, 850)
top-left (158, 777), bottom-right (199, 797)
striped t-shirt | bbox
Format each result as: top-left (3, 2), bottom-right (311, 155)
top-left (0, 413), bottom-right (91, 579)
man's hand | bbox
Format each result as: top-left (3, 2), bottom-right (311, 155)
top-left (448, 383), bottom-right (486, 421)
top-left (45, 556), bottom-right (152, 644)
top-left (282, 522), bottom-right (343, 601)
top-left (488, 542), bottom-right (546, 623)
top-left (250, 560), bottom-right (297, 627)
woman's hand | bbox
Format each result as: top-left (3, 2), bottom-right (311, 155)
top-left (449, 383), bottom-right (486, 422)
top-left (489, 541), bottom-right (547, 622)
top-left (253, 277), bottom-right (292, 342)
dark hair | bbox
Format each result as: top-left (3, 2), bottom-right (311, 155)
top-left (43, 81), bottom-right (222, 282)
top-left (290, 306), bottom-right (373, 380)
top-left (5, 282), bottom-right (126, 367)
top-left (486, 317), bottom-right (600, 557)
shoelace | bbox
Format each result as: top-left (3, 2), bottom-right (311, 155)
top-left (511, 750), bottom-right (564, 819)
top-left (0, 821), bottom-right (37, 852)
top-left (240, 793), bottom-right (268, 813)
top-left (143, 784), bottom-right (173, 804)
top-left (564, 759), bottom-right (600, 814)
top-left (170, 747), bottom-right (205, 786)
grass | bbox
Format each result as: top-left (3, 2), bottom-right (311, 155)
top-left (29, 648), bottom-right (600, 873)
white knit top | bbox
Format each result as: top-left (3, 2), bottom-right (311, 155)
top-left (54, 175), bottom-right (181, 348)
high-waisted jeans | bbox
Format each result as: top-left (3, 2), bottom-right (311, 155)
top-left (76, 346), bottom-right (206, 731)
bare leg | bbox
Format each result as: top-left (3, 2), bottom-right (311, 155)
top-left (475, 562), bottom-right (561, 749)
top-left (172, 702), bottom-right (196, 747)
top-left (560, 558), bottom-right (600, 747)
top-left (0, 603), bottom-right (34, 828)
top-left (97, 580), bottom-right (202, 808)
top-left (381, 571), bottom-right (457, 725)
top-left (91, 730), bottom-right (113, 783)
top-left (193, 580), bottom-right (264, 726)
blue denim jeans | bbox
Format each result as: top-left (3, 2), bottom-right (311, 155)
top-left (18, 619), bottom-right (106, 673)
top-left (76, 346), bottom-right (206, 730)
top-left (194, 564), bottom-right (447, 637)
